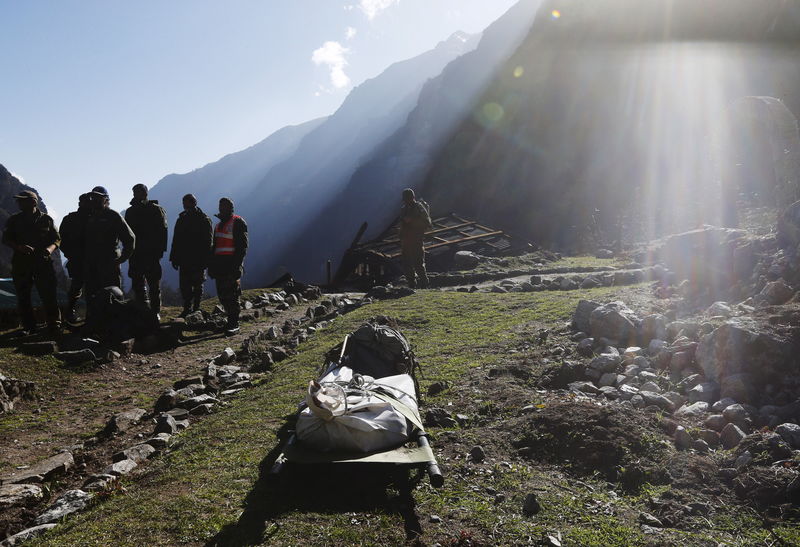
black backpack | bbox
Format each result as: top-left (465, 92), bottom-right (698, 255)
top-left (324, 321), bottom-right (421, 397)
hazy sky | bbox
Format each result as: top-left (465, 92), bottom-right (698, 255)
top-left (0, 0), bottom-right (517, 219)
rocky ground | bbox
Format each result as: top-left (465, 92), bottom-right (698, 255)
top-left (0, 206), bottom-right (799, 546)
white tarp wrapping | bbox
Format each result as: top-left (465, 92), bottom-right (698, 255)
top-left (295, 366), bottom-right (418, 453)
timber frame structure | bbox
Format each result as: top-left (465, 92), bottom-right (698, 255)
top-left (333, 213), bottom-right (524, 288)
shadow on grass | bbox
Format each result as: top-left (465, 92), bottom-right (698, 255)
top-left (207, 419), bottom-right (424, 547)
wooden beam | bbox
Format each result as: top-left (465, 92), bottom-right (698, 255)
top-left (385, 231), bottom-right (506, 258)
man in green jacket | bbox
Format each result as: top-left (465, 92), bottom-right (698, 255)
top-left (1, 190), bottom-right (62, 334)
top-left (83, 186), bottom-right (136, 302)
top-left (125, 184), bottom-right (167, 317)
top-left (170, 194), bottom-right (213, 317)
top-left (398, 188), bottom-right (432, 289)
top-left (209, 197), bottom-right (248, 335)
top-left (59, 193), bottom-right (91, 324)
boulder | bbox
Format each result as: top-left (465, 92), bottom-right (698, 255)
top-left (720, 423), bottom-right (746, 449)
top-left (588, 352), bottom-right (621, 373)
top-left (697, 429), bottom-right (721, 448)
top-left (178, 394), bottom-right (219, 410)
top-left (695, 321), bottom-right (795, 403)
top-left (0, 451), bottom-right (73, 484)
top-left (588, 301), bottom-right (640, 343)
top-left (33, 489), bottom-right (93, 525)
top-left (154, 389), bottom-right (180, 412)
top-left (687, 382), bottom-right (719, 404)
top-left (112, 443), bottom-right (156, 464)
top-left (0, 484), bottom-right (44, 509)
top-left (454, 251), bottom-right (481, 269)
top-left (154, 413), bottom-right (178, 435)
top-left (576, 338), bottom-right (595, 357)
top-left (674, 426), bottom-right (694, 449)
top-left (54, 348), bottom-right (96, 364)
top-left (722, 404), bottom-right (748, 424)
top-left (704, 414), bottom-right (728, 431)
top-left (759, 279), bottom-right (795, 305)
top-left (674, 401), bottom-right (709, 418)
top-left (706, 302), bottom-right (733, 317)
top-left (775, 423), bottom-right (800, 449)
top-left (107, 408), bottom-right (147, 434)
top-left (640, 315), bottom-right (667, 342)
top-left (639, 391), bottom-right (674, 411)
top-left (103, 459), bottom-right (138, 476)
top-left (0, 524), bottom-right (58, 546)
top-left (146, 433), bottom-right (172, 450)
top-left (572, 300), bottom-right (601, 335)
top-left (213, 347), bottom-right (236, 366)
top-left (425, 408), bottom-right (457, 428)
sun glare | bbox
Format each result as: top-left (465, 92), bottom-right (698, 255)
top-left (551, 10), bottom-right (561, 19)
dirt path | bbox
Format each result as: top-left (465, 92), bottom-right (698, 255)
top-left (0, 299), bottom-right (317, 474)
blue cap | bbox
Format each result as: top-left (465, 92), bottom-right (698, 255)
top-left (90, 186), bottom-right (109, 197)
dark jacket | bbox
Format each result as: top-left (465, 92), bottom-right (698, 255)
top-left (2, 209), bottom-right (60, 271)
top-left (125, 199), bottom-right (167, 261)
top-left (59, 208), bottom-right (90, 263)
top-left (84, 207), bottom-right (136, 263)
top-left (169, 207), bottom-right (213, 270)
top-left (398, 200), bottom-right (432, 243)
top-left (209, 214), bottom-right (248, 279)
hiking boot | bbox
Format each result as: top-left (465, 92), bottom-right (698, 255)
top-left (178, 306), bottom-right (191, 319)
top-left (224, 322), bottom-right (240, 336)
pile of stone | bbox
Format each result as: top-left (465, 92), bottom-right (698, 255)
top-left (0, 372), bottom-right (36, 413)
top-left (566, 299), bottom-right (800, 453)
top-left (468, 264), bottom-right (670, 294)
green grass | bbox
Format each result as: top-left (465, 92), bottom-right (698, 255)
top-left (21, 284), bottom-right (785, 546)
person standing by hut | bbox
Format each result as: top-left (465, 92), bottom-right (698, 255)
top-left (169, 193), bottom-right (213, 317)
top-left (1, 190), bottom-right (62, 334)
top-left (209, 197), bottom-right (247, 336)
top-left (398, 188), bottom-right (432, 289)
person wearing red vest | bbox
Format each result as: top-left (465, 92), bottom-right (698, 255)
top-left (209, 197), bottom-right (248, 335)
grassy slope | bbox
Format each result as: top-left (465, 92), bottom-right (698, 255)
top-left (27, 288), bottom-right (798, 546)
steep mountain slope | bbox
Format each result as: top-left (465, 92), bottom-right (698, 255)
top-left (237, 31), bottom-right (481, 284)
top-left (0, 165), bottom-right (57, 278)
top-left (149, 118), bottom-right (326, 218)
top-left (420, 0), bottom-right (800, 252)
top-left (147, 118), bottom-right (326, 289)
top-left (276, 0), bottom-right (542, 282)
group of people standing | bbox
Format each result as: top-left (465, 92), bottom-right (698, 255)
top-left (3, 184), bottom-right (433, 339)
top-left (2, 185), bottom-right (248, 337)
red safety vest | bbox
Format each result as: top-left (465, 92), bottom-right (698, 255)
top-left (214, 215), bottom-right (240, 256)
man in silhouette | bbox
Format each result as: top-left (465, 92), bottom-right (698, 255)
top-left (209, 197), bottom-right (248, 335)
top-left (125, 183), bottom-right (168, 318)
top-left (59, 193), bottom-right (91, 325)
top-left (83, 186), bottom-right (135, 304)
top-left (1, 190), bottom-right (61, 334)
top-left (398, 188), bottom-right (431, 289)
top-left (170, 193), bottom-right (213, 317)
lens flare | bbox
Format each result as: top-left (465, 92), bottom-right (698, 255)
top-left (482, 102), bottom-right (505, 123)
top-left (551, 10), bottom-right (561, 19)
top-left (514, 66), bottom-right (524, 78)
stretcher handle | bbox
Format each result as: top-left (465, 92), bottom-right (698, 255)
top-left (417, 434), bottom-right (444, 488)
